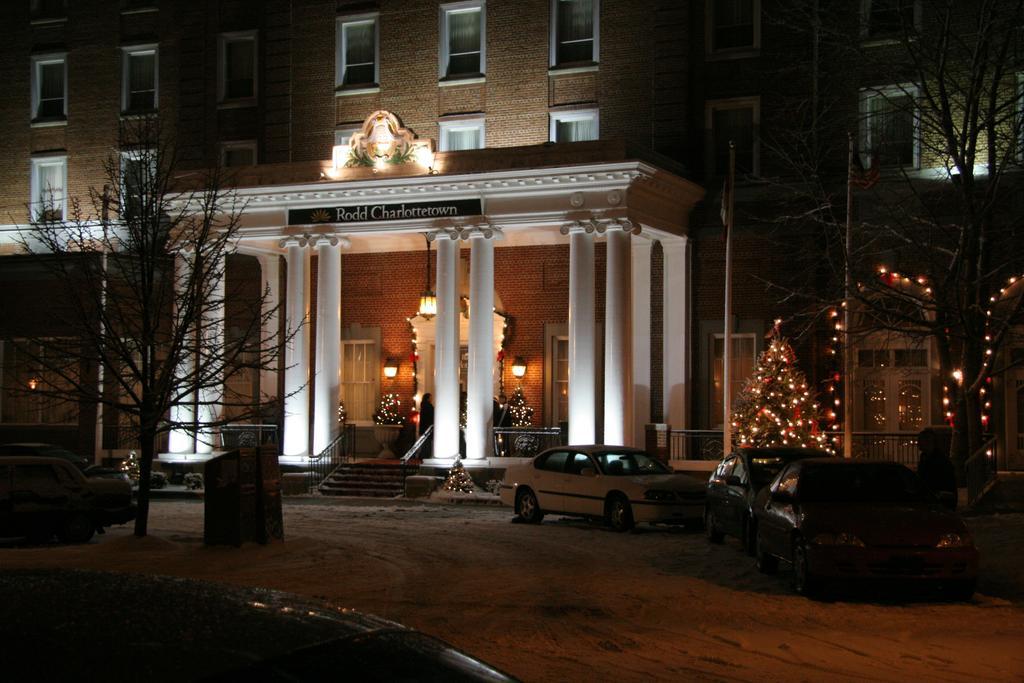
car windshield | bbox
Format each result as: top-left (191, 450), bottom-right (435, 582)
top-left (798, 463), bottom-right (932, 504)
top-left (747, 450), bottom-right (829, 488)
top-left (594, 452), bottom-right (671, 476)
top-left (0, 445), bottom-right (88, 469)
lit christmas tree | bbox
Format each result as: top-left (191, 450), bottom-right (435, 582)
top-left (373, 393), bottom-right (405, 425)
top-left (443, 457), bottom-right (476, 493)
top-left (731, 327), bottom-right (832, 452)
top-left (120, 450), bottom-right (140, 482)
top-left (505, 386), bottom-right (534, 426)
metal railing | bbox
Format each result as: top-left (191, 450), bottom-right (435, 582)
top-left (401, 425), bottom-right (433, 463)
top-left (307, 424), bottom-right (354, 493)
top-left (966, 435), bottom-right (998, 507)
top-left (493, 426), bottom-right (566, 458)
top-left (668, 429), bottom-right (921, 466)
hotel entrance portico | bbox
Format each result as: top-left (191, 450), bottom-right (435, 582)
top-left (162, 112), bottom-right (705, 467)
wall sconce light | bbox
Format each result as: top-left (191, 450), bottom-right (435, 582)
top-left (27, 377), bottom-right (39, 391)
top-left (383, 359), bottom-right (399, 379)
top-left (511, 356), bottom-right (527, 378)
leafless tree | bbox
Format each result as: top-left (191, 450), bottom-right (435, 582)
top-left (11, 117), bottom-right (289, 536)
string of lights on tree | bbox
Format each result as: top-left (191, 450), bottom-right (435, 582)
top-left (731, 323), bottom-right (832, 453)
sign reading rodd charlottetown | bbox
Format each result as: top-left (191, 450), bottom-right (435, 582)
top-left (288, 199), bottom-right (483, 225)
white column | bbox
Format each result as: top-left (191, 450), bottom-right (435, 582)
top-left (168, 252), bottom-right (196, 453)
top-left (631, 239), bottom-right (652, 447)
top-left (567, 225), bottom-right (596, 444)
top-left (258, 254), bottom-right (281, 403)
top-left (433, 232), bottom-right (461, 460)
top-left (466, 229), bottom-right (495, 460)
top-left (312, 236), bottom-right (342, 454)
top-left (604, 226), bottom-right (632, 445)
top-left (663, 237), bottom-right (691, 429)
top-left (196, 253), bottom-right (226, 454)
top-left (282, 237), bottom-right (310, 456)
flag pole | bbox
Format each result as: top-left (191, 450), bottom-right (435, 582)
top-left (843, 132), bottom-right (854, 458)
top-left (723, 141), bottom-right (735, 456)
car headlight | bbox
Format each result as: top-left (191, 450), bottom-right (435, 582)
top-left (811, 532), bottom-right (865, 547)
top-left (643, 490), bottom-right (676, 502)
top-left (936, 532), bottom-right (972, 548)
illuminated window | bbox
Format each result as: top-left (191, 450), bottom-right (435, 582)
top-left (30, 155), bottom-right (66, 222)
top-left (341, 340), bottom-right (378, 424)
top-left (550, 110), bottom-right (598, 142)
top-left (336, 15), bottom-right (379, 88)
top-left (551, 0), bottom-right (598, 66)
top-left (861, 84), bottom-right (919, 169)
top-left (440, 2), bottom-right (485, 79)
top-left (439, 118), bottom-right (485, 151)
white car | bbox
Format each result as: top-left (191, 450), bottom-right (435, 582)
top-left (499, 446), bottom-right (706, 531)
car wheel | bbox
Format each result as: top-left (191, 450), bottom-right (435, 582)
top-left (755, 531), bottom-right (778, 574)
top-left (792, 538), bottom-right (821, 597)
top-left (516, 488), bottom-right (544, 524)
top-left (742, 516), bottom-right (757, 557)
top-left (58, 513), bottom-right (95, 544)
top-left (704, 509), bottom-right (725, 544)
top-left (946, 579), bottom-right (976, 602)
top-left (607, 496), bottom-right (635, 532)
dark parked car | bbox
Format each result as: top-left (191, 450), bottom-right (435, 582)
top-left (704, 447), bottom-right (831, 554)
top-left (0, 456), bottom-right (136, 543)
top-left (0, 569), bottom-right (518, 682)
top-left (0, 443), bottom-right (126, 480)
top-left (752, 459), bottom-right (979, 599)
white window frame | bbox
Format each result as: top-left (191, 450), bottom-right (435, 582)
top-left (219, 141), bottom-right (258, 167)
top-left (217, 30), bottom-right (258, 104)
top-left (335, 14), bottom-right (380, 92)
top-left (860, 83), bottom-right (920, 169)
top-left (705, 96), bottom-right (760, 176)
top-left (30, 53), bottom-right (67, 123)
top-left (341, 339), bottom-right (379, 425)
top-left (439, 117), bottom-right (486, 151)
top-left (859, 0), bottom-right (921, 42)
top-left (119, 149), bottom-right (156, 216)
top-left (30, 155), bottom-right (67, 222)
top-left (121, 44), bottom-right (159, 114)
top-left (549, 109), bottom-right (599, 142)
top-left (705, 0), bottom-right (761, 57)
top-left (549, 0), bottom-right (600, 67)
top-left (439, 1), bottom-right (486, 81)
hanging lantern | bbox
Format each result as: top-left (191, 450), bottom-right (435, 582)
top-left (417, 233), bottom-right (437, 318)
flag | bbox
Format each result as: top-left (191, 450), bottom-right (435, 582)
top-left (850, 151), bottom-right (880, 189)
top-left (720, 173), bottom-right (732, 241)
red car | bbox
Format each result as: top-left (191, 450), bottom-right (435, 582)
top-left (752, 459), bottom-right (979, 599)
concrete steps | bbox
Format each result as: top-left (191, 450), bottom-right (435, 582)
top-left (319, 462), bottom-right (419, 498)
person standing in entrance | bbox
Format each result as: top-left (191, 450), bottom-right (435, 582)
top-left (419, 393), bottom-right (434, 459)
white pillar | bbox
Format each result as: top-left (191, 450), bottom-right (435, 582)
top-left (567, 225), bottom-right (596, 444)
top-left (663, 237), bottom-right (691, 429)
top-left (312, 236), bottom-right (342, 454)
top-left (603, 227), bottom-right (632, 445)
top-left (466, 229), bottom-right (495, 460)
top-left (195, 253), bottom-right (226, 454)
top-left (631, 239), bottom-right (652, 447)
top-left (282, 237), bottom-right (310, 456)
top-left (433, 232), bottom-right (461, 459)
top-left (168, 252), bottom-right (196, 453)
top-left (258, 254), bottom-right (281, 403)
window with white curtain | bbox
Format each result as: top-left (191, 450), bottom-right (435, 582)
top-left (122, 45), bottom-right (158, 113)
top-left (439, 118), bottom-right (485, 150)
top-left (341, 340), bottom-right (378, 424)
top-left (552, 0), bottom-right (598, 66)
top-left (219, 31), bottom-right (257, 102)
top-left (337, 16), bottom-right (379, 88)
top-left (31, 54), bottom-right (66, 121)
top-left (550, 110), bottom-right (598, 142)
top-left (440, 2), bottom-right (484, 79)
top-left (30, 156), bottom-right (67, 222)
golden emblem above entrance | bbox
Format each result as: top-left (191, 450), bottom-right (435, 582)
top-left (333, 110), bottom-right (434, 172)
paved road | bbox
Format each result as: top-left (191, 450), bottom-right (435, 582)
top-left (3, 499), bottom-right (1023, 682)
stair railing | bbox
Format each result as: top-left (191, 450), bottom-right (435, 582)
top-left (401, 425), bottom-right (433, 463)
top-left (307, 425), bottom-right (353, 493)
top-left (965, 435), bottom-right (998, 507)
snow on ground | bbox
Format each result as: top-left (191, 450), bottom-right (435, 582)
top-left (3, 500), bottom-right (1024, 682)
